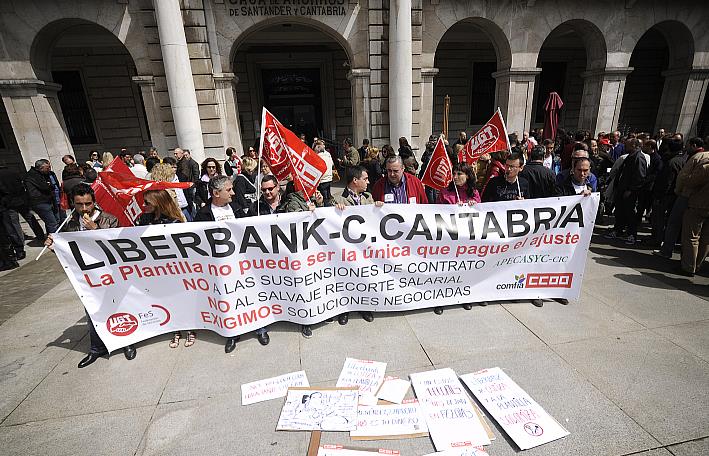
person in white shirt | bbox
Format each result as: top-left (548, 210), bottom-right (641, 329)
top-left (314, 140), bottom-right (334, 204)
top-left (130, 154), bottom-right (149, 179)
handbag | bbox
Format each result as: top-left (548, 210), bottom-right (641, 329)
top-left (332, 169), bottom-right (340, 182)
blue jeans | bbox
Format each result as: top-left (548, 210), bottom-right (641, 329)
top-left (181, 208), bottom-right (193, 222)
top-left (32, 203), bottom-right (61, 233)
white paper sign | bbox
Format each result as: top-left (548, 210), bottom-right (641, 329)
top-left (376, 377), bottom-right (411, 404)
top-left (350, 401), bottom-right (429, 440)
top-left (240, 370), bottom-right (309, 405)
top-left (460, 367), bottom-right (569, 450)
top-left (337, 358), bottom-right (387, 396)
top-left (421, 447), bottom-right (489, 456)
top-left (317, 445), bottom-right (400, 455)
top-left (410, 368), bottom-right (491, 450)
top-left (276, 387), bottom-right (359, 431)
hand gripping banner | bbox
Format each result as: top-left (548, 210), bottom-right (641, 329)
top-left (52, 195), bottom-right (599, 352)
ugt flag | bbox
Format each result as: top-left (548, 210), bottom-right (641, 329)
top-left (259, 108), bottom-right (327, 199)
top-left (92, 157), bottom-right (192, 226)
top-left (421, 136), bottom-right (452, 191)
top-left (459, 108), bottom-right (510, 165)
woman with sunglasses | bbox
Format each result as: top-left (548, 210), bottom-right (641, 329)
top-left (138, 190), bottom-right (197, 348)
top-left (196, 158), bottom-right (223, 207)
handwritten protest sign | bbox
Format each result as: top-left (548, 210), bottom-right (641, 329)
top-left (350, 400), bottom-right (428, 440)
top-left (241, 370), bottom-right (309, 405)
top-left (376, 377), bottom-right (411, 404)
top-left (52, 196), bottom-right (599, 352)
top-left (460, 367), bottom-right (569, 450)
top-left (422, 447), bottom-right (489, 456)
top-left (277, 387), bottom-right (359, 431)
top-left (410, 368), bottom-right (491, 450)
top-left (317, 445), bottom-right (399, 455)
top-left (337, 358), bottom-right (387, 397)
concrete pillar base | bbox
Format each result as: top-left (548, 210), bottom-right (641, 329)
top-left (347, 68), bottom-right (372, 147)
top-left (580, 67), bottom-right (633, 135)
top-left (132, 75), bottom-right (168, 155)
top-left (213, 72), bottom-right (243, 153)
top-left (493, 68), bottom-right (541, 135)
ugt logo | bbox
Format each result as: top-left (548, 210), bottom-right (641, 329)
top-left (106, 312), bottom-right (139, 336)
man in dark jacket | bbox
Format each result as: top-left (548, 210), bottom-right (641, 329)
top-left (557, 157), bottom-right (594, 196)
top-left (249, 175), bottom-right (284, 216)
top-left (482, 151), bottom-right (530, 202)
top-left (174, 148), bottom-right (200, 216)
top-left (611, 138), bottom-right (647, 244)
top-left (24, 159), bottom-right (62, 233)
top-left (44, 184), bottom-right (136, 368)
top-left (0, 164), bottom-right (44, 257)
top-left (521, 146), bottom-right (558, 199)
top-left (651, 140), bottom-right (685, 248)
top-left (194, 175), bottom-right (266, 352)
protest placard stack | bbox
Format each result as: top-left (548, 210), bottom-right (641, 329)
top-left (240, 358), bottom-right (569, 455)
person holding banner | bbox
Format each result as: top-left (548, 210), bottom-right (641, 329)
top-left (44, 184), bottom-right (137, 367)
top-left (482, 151), bottom-right (529, 203)
top-left (332, 165), bottom-right (382, 325)
top-left (194, 176), bottom-right (268, 350)
top-left (372, 156), bottom-right (428, 204)
top-left (250, 175), bottom-right (283, 216)
top-left (558, 157), bottom-right (594, 197)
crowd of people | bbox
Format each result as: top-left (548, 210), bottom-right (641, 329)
top-left (1, 125), bottom-right (707, 368)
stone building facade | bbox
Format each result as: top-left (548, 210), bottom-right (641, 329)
top-left (0, 0), bottom-right (708, 173)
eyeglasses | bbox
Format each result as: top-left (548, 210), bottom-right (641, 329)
top-left (261, 186), bottom-right (277, 192)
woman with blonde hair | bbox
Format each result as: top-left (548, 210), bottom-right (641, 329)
top-left (150, 159), bottom-right (191, 221)
top-left (101, 152), bottom-right (114, 168)
top-left (233, 156), bottom-right (258, 213)
top-left (137, 190), bottom-right (195, 348)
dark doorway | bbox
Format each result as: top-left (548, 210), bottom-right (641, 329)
top-left (261, 68), bottom-right (323, 140)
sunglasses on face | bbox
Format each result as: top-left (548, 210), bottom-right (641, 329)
top-left (261, 186), bottom-right (277, 192)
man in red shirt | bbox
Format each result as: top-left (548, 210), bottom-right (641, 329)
top-left (372, 156), bottom-right (428, 204)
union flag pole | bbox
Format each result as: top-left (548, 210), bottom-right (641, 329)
top-left (443, 94), bottom-right (450, 139)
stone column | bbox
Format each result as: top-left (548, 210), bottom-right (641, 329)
top-left (493, 68), bottom-right (541, 134)
top-left (131, 75), bottom-right (168, 154)
top-left (656, 68), bottom-right (709, 137)
top-left (0, 79), bottom-right (73, 173)
top-left (579, 67), bottom-right (633, 135)
top-left (419, 67), bottom-right (438, 144)
top-left (389, 0), bottom-right (413, 145)
top-left (347, 68), bottom-right (371, 146)
top-left (213, 73), bottom-right (243, 152)
top-left (153, 0), bottom-right (205, 161)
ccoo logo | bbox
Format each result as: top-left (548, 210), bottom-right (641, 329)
top-left (106, 312), bottom-right (139, 336)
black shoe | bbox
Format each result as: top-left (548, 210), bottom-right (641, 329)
top-left (257, 332), bottom-right (270, 346)
top-left (15, 250), bottom-right (26, 260)
top-left (0, 261), bottom-right (19, 271)
top-left (338, 313), bottom-right (349, 325)
top-left (361, 311), bottom-right (374, 322)
top-left (225, 336), bottom-right (240, 353)
top-left (675, 267), bottom-right (695, 278)
top-left (434, 307), bottom-right (443, 315)
top-left (532, 299), bottom-right (544, 308)
top-left (554, 298), bottom-right (569, 305)
top-left (78, 351), bottom-right (107, 368)
top-left (301, 325), bottom-right (313, 338)
top-left (478, 301), bottom-right (488, 307)
top-left (123, 345), bottom-right (137, 360)
top-left (462, 303), bottom-right (473, 310)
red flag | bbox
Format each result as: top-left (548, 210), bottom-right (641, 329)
top-left (421, 136), bottom-right (453, 191)
top-left (459, 109), bottom-right (510, 165)
top-left (259, 108), bottom-right (327, 199)
top-left (91, 157), bottom-right (192, 226)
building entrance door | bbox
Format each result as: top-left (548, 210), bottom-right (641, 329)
top-left (261, 68), bottom-right (322, 141)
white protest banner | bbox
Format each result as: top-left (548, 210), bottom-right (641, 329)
top-left (350, 400), bottom-right (428, 440)
top-left (241, 370), bottom-right (309, 405)
top-left (318, 445), bottom-right (399, 456)
top-left (337, 358), bottom-right (387, 397)
top-left (52, 195), bottom-right (598, 352)
top-left (410, 368), bottom-right (491, 450)
top-left (277, 387), bottom-right (359, 431)
top-left (376, 377), bottom-right (411, 404)
top-left (460, 367), bottom-right (569, 450)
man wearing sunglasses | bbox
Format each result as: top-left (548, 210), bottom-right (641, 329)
top-left (250, 175), bottom-right (283, 215)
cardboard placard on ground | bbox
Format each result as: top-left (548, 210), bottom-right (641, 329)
top-left (376, 377), bottom-right (411, 404)
top-left (336, 358), bottom-right (387, 396)
top-left (276, 387), bottom-right (359, 431)
top-left (350, 400), bottom-right (429, 440)
top-left (460, 367), bottom-right (569, 450)
top-left (422, 447), bottom-right (489, 456)
top-left (410, 368), bottom-right (491, 450)
top-left (317, 445), bottom-right (400, 455)
top-left (241, 370), bottom-right (309, 405)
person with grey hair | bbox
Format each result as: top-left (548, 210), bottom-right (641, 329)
top-left (193, 175), bottom-right (267, 352)
top-left (372, 156), bottom-right (428, 204)
top-left (24, 159), bottom-right (62, 233)
top-left (130, 154), bottom-right (149, 179)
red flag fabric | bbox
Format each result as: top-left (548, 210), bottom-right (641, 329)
top-left (259, 108), bottom-right (327, 199)
top-left (91, 157), bottom-right (192, 226)
top-left (542, 92), bottom-right (564, 141)
top-left (421, 136), bottom-right (453, 191)
top-left (458, 109), bottom-right (511, 165)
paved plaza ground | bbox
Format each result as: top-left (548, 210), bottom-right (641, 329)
top-left (0, 226), bottom-right (707, 456)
